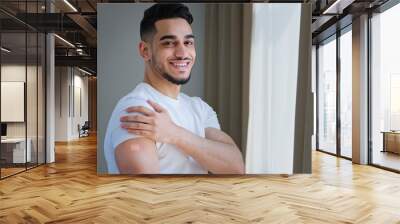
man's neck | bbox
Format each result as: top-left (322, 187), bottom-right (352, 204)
top-left (144, 72), bottom-right (181, 99)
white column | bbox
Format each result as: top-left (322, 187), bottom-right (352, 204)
top-left (46, 1), bottom-right (55, 163)
top-left (352, 14), bottom-right (369, 164)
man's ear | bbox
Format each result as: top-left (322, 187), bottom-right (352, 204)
top-left (138, 41), bottom-right (151, 61)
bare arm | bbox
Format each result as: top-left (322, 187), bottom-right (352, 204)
top-left (114, 138), bottom-right (159, 174)
top-left (171, 127), bottom-right (244, 174)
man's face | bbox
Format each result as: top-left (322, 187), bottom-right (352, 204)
top-left (147, 18), bottom-right (196, 85)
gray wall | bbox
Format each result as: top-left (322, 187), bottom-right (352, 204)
top-left (97, 3), bottom-right (205, 173)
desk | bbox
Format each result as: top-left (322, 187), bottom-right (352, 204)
top-left (1, 138), bottom-right (31, 163)
top-left (382, 131), bottom-right (400, 154)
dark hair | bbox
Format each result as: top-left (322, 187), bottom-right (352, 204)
top-left (140, 3), bottom-right (193, 41)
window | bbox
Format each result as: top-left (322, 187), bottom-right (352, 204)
top-left (370, 2), bottom-right (400, 171)
top-left (317, 35), bottom-right (337, 155)
top-left (339, 27), bottom-right (352, 158)
top-left (316, 24), bottom-right (353, 159)
top-left (0, 1), bottom-right (47, 179)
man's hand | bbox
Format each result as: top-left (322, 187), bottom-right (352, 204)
top-left (120, 100), bottom-right (179, 144)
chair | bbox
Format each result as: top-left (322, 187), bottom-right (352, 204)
top-left (78, 121), bottom-right (90, 138)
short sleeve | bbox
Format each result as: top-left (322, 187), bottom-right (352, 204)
top-left (110, 123), bottom-right (138, 149)
top-left (202, 101), bottom-right (221, 130)
top-left (110, 98), bottom-right (161, 150)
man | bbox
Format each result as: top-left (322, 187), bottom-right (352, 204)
top-left (104, 3), bottom-right (244, 174)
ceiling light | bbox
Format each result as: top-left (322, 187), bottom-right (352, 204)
top-left (76, 49), bottom-right (84, 55)
top-left (63, 0), bottom-right (78, 12)
top-left (54, 34), bottom-right (75, 48)
top-left (1, 47), bottom-right (11, 53)
top-left (322, 0), bottom-right (355, 15)
top-left (78, 67), bottom-right (92, 76)
top-left (322, 0), bottom-right (343, 14)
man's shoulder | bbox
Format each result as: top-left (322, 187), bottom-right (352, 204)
top-left (118, 94), bottom-right (148, 107)
top-left (116, 84), bottom-right (152, 108)
top-left (110, 88), bottom-right (153, 119)
top-left (114, 95), bottom-right (145, 113)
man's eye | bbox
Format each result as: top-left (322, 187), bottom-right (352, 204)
top-left (185, 41), bottom-right (194, 46)
top-left (162, 41), bottom-right (174, 46)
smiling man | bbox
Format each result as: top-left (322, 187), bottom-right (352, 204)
top-left (104, 3), bottom-right (244, 174)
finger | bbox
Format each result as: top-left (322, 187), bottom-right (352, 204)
top-left (147, 100), bottom-right (164, 113)
top-left (121, 122), bottom-right (154, 131)
top-left (120, 114), bottom-right (153, 124)
top-left (125, 106), bottom-right (155, 116)
top-left (127, 129), bottom-right (154, 138)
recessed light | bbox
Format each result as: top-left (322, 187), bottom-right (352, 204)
top-left (63, 0), bottom-right (78, 12)
top-left (77, 67), bottom-right (92, 76)
top-left (1, 47), bottom-right (11, 53)
top-left (54, 34), bottom-right (75, 48)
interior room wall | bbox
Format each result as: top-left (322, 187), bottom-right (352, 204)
top-left (55, 67), bottom-right (69, 141)
top-left (54, 67), bottom-right (89, 141)
top-left (71, 72), bottom-right (89, 138)
top-left (97, 3), bottom-right (205, 173)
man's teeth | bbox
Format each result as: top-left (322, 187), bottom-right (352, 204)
top-left (172, 62), bottom-right (188, 67)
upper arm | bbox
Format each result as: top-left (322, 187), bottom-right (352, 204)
top-left (115, 137), bottom-right (159, 174)
top-left (107, 97), bottom-right (159, 174)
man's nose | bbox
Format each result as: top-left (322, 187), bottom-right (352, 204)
top-left (174, 42), bottom-right (187, 59)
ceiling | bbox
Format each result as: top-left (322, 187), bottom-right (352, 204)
top-left (0, 0), bottom-right (395, 75)
top-left (311, 0), bottom-right (390, 43)
top-left (0, 0), bottom-right (99, 74)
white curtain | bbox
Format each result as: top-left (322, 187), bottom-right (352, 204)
top-left (245, 4), bottom-right (307, 174)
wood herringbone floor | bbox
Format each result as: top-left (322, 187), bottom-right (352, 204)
top-left (1, 135), bottom-right (400, 223)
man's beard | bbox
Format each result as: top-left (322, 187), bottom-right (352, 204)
top-left (161, 72), bottom-right (191, 85)
top-left (150, 57), bottom-right (191, 85)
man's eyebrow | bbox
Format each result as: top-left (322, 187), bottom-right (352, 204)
top-left (185, 34), bottom-right (195, 39)
top-left (159, 34), bottom-right (195, 41)
top-left (159, 35), bottom-right (177, 41)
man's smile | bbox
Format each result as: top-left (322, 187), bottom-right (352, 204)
top-left (169, 60), bottom-right (191, 71)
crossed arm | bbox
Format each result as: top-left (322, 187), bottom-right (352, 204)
top-left (114, 100), bottom-right (245, 174)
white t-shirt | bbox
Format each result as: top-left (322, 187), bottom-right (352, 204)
top-left (104, 82), bottom-right (221, 174)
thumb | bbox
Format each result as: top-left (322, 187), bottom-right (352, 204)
top-left (147, 100), bottom-right (164, 113)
